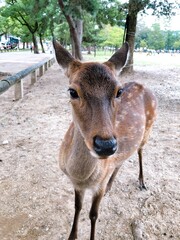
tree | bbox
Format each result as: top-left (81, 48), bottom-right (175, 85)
top-left (57, 0), bottom-right (125, 60)
top-left (82, 13), bottom-right (99, 54)
top-left (1, 0), bottom-right (51, 53)
top-left (135, 20), bottom-right (149, 49)
top-left (173, 40), bottom-right (180, 50)
top-left (40, 0), bottom-right (60, 44)
top-left (135, 21), bottom-right (180, 51)
top-left (99, 25), bottom-right (124, 49)
top-left (54, 21), bottom-right (71, 47)
top-left (57, 0), bottom-right (100, 60)
top-left (0, 14), bottom-right (17, 39)
top-left (122, 0), bottom-right (179, 73)
top-left (0, 15), bottom-right (7, 37)
top-left (96, 0), bottom-right (125, 27)
top-left (58, 0), bottom-right (81, 59)
top-left (147, 23), bottom-right (165, 50)
top-left (140, 39), bottom-right (148, 49)
top-left (164, 30), bottom-right (180, 50)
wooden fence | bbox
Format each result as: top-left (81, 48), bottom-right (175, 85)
top-left (0, 48), bottom-right (26, 53)
top-left (0, 57), bottom-right (55, 100)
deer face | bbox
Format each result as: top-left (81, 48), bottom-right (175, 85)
top-left (53, 40), bottom-right (129, 158)
top-left (68, 62), bottom-right (124, 158)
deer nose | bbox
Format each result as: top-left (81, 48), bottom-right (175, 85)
top-left (93, 136), bottom-right (117, 157)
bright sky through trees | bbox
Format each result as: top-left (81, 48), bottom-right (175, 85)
top-left (120, 0), bottom-right (180, 31)
top-left (141, 8), bottom-right (180, 31)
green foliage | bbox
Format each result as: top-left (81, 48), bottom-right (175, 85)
top-left (1, 0), bottom-right (58, 39)
top-left (140, 39), bottom-right (147, 48)
top-left (83, 14), bottom-right (98, 45)
top-left (54, 21), bottom-right (70, 45)
top-left (135, 22), bottom-right (149, 48)
top-left (136, 22), bottom-right (180, 50)
top-left (146, 0), bottom-right (179, 17)
top-left (147, 23), bottom-right (165, 50)
top-left (98, 25), bottom-right (124, 48)
top-left (63, 0), bottom-right (100, 19)
top-left (96, 0), bottom-right (125, 27)
top-left (173, 40), bottom-right (180, 50)
top-left (0, 14), bottom-right (13, 35)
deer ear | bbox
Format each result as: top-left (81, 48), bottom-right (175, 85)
top-left (53, 39), bottom-right (75, 69)
top-left (104, 42), bottom-right (129, 73)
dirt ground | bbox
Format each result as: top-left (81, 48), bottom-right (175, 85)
top-left (0, 53), bottom-right (180, 240)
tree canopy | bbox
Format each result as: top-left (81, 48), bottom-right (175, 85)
top-left (1, 0), bottom-right (59, 53)
top-left (98, 25), bottom-right (124, 48)
top-left (0, 0), bottom-right (179, 67)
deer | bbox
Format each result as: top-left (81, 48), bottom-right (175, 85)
top-left (53, 39), bottom-right (157, 240)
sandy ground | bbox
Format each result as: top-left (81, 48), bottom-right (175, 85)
top-left (0, 52), bottom-right (180, 240)
top-left (0, 51), bottom-right (53, 75)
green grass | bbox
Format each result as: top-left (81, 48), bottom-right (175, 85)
top-left (83, 50), bottom-right (112, 62)
top-left (83, 50), bottom-right (180, 67)
top-left (134, 52), bottom-right (180, 67)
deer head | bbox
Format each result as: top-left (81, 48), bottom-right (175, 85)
top-left (53, 40), bottom-right (129, 159)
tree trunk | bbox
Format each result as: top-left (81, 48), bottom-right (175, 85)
top-left (32, 33), bottom-right (39, 54)
top-left (70, 25), bottom-right (83, 60)
top-left (87, 45), bottom-right (91, 54)
top-left (39, 34), bottom-right (45, 53)
top-left (71, 19), bottom-right (83, 59)
top-left (58, 0), bottom-right (83, 60)
top-left (71, 36), bottom-right (75, 57)
top-left (122, 0), bottom-right (149, 74)
top-left (123, 13), bottom-right (137, 74)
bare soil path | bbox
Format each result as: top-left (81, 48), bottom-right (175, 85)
top-left (0, 53), bottom-right (180, 240)
top-left (0, 51), bottom-right (52, 77)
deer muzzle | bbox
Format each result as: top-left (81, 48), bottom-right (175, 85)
top-left (93, 136), bottom-right (117, 157)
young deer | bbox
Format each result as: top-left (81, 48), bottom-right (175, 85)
top-left (53, 40), bottom-right (157, 240)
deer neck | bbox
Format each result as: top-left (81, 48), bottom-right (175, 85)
top-left (66, 123), bottom-right (98, 182)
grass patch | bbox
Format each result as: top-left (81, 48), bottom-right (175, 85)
top-left (83, 50), bottom-right (180, 67)
top-left (83, 50), bottom-right (112, 62)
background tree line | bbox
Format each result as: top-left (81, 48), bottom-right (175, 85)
top-left (0, 0), bottom-right (179, 73)
top-left (136, 22), bottom-right (180, 51)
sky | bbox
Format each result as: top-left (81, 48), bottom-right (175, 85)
top-left (121, 0), bottom-right (180, 31)
top-left (0, 0), bottom-right (5, 7)
top-left (141, 8), bottom-right (180, 31)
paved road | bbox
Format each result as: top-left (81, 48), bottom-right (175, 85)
top-left (0, 51), bottom-right (54, 74)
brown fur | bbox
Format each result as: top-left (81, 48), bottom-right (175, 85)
top-left (53, 39), bottom-right (157, 240)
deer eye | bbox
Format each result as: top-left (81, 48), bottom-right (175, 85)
top-left (68, 88), bottom-right (79, 99)
top-left (116, 88), bottom-right (123, 98)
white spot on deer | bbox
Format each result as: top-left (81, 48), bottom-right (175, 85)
top-left (127, 93), bottom-right (133, 99)
top-left (139, 94), bottom-right (143, 100)
top-left (151, 100), bottom-right (156, 108)
top-left (133, 113), bottom-right (137, 117)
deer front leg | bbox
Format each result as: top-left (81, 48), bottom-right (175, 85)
top-left (105, 167), bottom-right (120, 193)
top-left (138, 148), bottom-right (147, 190)
top-left (68, 189), bottom-right (85, 240)
top-left (89, 189), bottom-right (105, 240)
